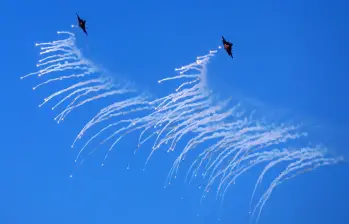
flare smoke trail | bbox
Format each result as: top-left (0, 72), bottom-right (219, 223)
top-left (147, 47), bottom-right (342, 223)
top-left (20, 31), bottom-right (157, 162)
top-left (22, 29), bottom-right (343, 223)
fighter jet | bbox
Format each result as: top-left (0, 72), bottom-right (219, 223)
top-left (222, 36), bottom-right (233, 58)
top-left (76, 13), bottom-right (88, 36)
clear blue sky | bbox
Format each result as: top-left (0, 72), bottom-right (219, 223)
top-left (2, 0), bottom-right (349, 223)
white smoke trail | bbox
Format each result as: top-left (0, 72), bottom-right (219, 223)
top-left (21, 31), bottom-right (157, 162)
top-left (146, 47), bottom-right (343, 222)
top-left (22, 29), bottom-right (343, 223)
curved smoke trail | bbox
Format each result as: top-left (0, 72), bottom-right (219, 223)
top-left (22, 30), bottom-right (343, 223)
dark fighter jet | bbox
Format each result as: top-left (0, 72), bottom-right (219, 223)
top-left (76, 13), bottom-right (88, 36)
top-left (222, 36), bottom-right (233, 58)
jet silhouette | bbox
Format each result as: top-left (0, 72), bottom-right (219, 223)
top-left (76, 13), bottom-right (88, 36)
top-left (222, 36), bottom-right (233, 58)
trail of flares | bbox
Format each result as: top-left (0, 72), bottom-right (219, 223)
top-left (21, 31), bottom-right (154, 162)
top-left (150, 47), bottom-right (342, 222)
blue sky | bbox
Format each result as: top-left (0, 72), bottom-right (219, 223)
top-left (2, 0), bottom-right (349, 223)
